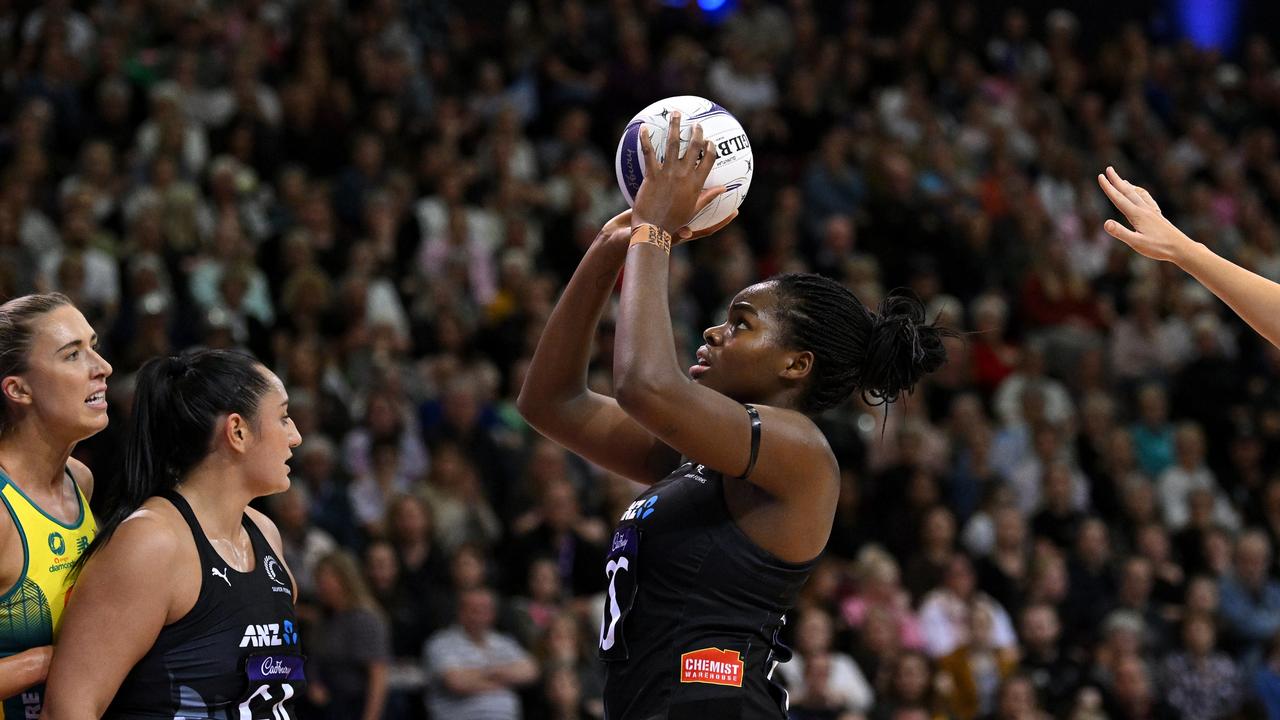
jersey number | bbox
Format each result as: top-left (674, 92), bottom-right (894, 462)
top-left (239, 683), bottom-right (294, 720)
top-left (599, 525), bottom-right (640, 661)
top-left (600, 556), bottom-right (630, 651)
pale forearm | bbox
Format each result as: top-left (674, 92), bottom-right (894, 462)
top-left (442, 668), bottom-right (503, 695)
top-left (360, 661), bottom-right (388, 720)
top-left (1176, 239), bottom-right (1280, 349)
top-left (490, 659), bottom-right (540, 687)
top-left (1, 646), bottom-right (51, 700)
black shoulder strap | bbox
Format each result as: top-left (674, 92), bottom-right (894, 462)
top-left (160, 489), bottom-right (213, 561)
top-left (737, 404), bottom-right (762, 480)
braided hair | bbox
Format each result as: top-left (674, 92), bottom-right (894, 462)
top-left (771, 274), bottom-right (951, 414)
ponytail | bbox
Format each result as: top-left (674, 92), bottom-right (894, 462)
top-left (79, 348), bottom-right (272, 568)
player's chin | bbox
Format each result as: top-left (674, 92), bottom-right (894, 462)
top-left (263, 470), bottom-right (292, 495)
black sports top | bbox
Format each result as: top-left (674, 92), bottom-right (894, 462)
top-left (600, 411), bottom-right (816, 720)
top-left (105, 491), bottom-right (305, 719)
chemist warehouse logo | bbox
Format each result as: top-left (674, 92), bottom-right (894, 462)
top-left (680, 647), bottom-right (744, 687)
top-left (240, 619), bottom-right (300, 648)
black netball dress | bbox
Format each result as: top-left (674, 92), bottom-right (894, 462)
top-left (106, 491), bottom-right (305, 719)
top-left (600, 413), bottom-right (816, 720)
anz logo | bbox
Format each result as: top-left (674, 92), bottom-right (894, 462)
top-left (620, 495), bottom-right (659, 522)
top-left (239, 620), bottom-right (300, 648)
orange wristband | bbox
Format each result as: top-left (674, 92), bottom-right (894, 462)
top-left (629, 224), bottom-right (672, 254)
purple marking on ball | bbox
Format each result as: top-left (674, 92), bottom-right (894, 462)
top-left (620, 121), bottom-right (645, 202)
top-left (689, 101), bottom-right (730, 120)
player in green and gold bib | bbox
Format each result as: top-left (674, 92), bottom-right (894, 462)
top-left (0, 294), bottom-right (110, 718)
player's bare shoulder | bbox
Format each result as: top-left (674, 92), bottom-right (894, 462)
top-left (0, 495), bottom-right (18, 592)
top-left (65, 457), bottom-right (95, 500)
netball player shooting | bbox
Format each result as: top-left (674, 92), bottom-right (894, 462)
top-left (519, 112), bottom-right (950, 719)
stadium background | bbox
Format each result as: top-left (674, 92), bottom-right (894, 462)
top-left (5, 0), bottom-right (1280, 718)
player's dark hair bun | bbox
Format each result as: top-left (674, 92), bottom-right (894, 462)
top-left (771, 274), bottom-right (952, 414)
top-left (861, 293), bottom-right (949, 405)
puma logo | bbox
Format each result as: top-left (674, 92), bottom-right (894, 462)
top-left (211, 567), bottom-right (231, 587)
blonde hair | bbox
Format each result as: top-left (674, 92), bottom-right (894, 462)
top-left (316, 549), bottom-right (381, 613)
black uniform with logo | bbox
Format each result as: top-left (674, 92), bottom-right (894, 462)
top-left (600, 423), bottom-right (815, 720)
top-left (106, 491), bottom-right (305, 719)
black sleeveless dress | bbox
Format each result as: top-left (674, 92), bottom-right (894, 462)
top-left (106, 491), bottom-right (305, 719)
top-left (600, 460), bottom-right (816, 719)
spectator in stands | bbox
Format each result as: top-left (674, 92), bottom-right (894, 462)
top-left (1160, 612), bottom-right (1243, 719)
top-left (305, 551), bottom-right (391, 720)
top-left (842, 545), bottom-right (924, 652)
top-left (505, 477), bottom-right (607, 599)
top-left (1157, 422), bottom-right (1240, 531)
top-left (1018, 603), bottom-right (1083, 716)
top-left (919, 553), bottom-right (1017, 659)
top-left (424, 586), bottom-right (538, 720)
top-left (271, 484), bottom-right (337, 599)
top-left (869, 651), bottom-right (946, 720)
top-left (778, 606), bottom-right (875, 716)
top-left (937, 603), bottom-right (1019, 719)
top-left (1102, 654), bottom-right (1175, 719)
top-left (421, 441), bottom-right (503, 554)
top-left (533, 612), bottom-right (604, 719)
top-left (984, 674), bottom-right (1050, 720)
top-left (1220, 531), bottom-right (1280, 666)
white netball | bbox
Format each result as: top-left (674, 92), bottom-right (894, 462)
top-left (615, 95), bottom-right (753, 232)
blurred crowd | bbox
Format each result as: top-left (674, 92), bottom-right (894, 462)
top-left (5, 0), bottom-right (1280, 718)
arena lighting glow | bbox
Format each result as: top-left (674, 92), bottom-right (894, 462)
top-left (1176, 0), bottom-right (1240, 52)
top-left (661, 0), bottom-right (735, 13)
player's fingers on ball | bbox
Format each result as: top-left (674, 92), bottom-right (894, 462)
top-left (666, 112), bottom-right (682, 163)
top-left (690, 123), bottom-right (705, 158)
top-left (692, 209), bottom-right (737, 239)
top-left (697, 141), bottom-right (717, 183)
top-left (639, 126), bottom-right (658, 167)
top-left (696, 185), bottom-right (727, 209)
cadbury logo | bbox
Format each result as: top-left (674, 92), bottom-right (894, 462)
top-left (260, 657), bottom-right (290, 677)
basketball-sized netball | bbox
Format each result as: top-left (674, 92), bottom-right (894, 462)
top-left (615, 96), bottom-right (754, 232)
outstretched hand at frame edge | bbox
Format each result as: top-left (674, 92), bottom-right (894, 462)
top-left (1099, 164), bottom-right (1280, 351)
top-left (1097, 166), bottom-right (1191, 263)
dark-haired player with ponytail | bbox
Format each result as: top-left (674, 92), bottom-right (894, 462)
top-left (0, 293), bottom-right (109, 718)
top-left (519, 113), bottom-right (951, 719)
top-left (42, 348), bottom-right (304, 719)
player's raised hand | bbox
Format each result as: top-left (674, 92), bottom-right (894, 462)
top-left (676, 189), bottom-right (736, 244)
top-left (1097, 166), bottom-right (1192, 263)
top-left (632, 112), bottom-right (718, 235)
